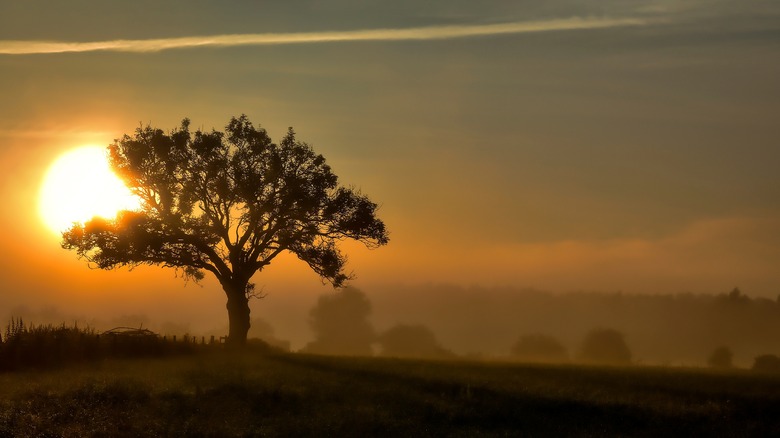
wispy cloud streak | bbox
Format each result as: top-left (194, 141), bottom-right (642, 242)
top-left (0, 17), bottom-right (647, 55)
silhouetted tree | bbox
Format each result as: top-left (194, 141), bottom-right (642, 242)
top-left (510, 333), bottom-right (568, 363)
top-left (578, 328), bottom-right (632, 365)
top-left (62, 116), bottom-right (388, 345)
top-left (707, 346), bottom-right (733, 369)
top-left (302, 288), bottom-right (375, 356)
top-left (377, 324), bottom-right (453, 359)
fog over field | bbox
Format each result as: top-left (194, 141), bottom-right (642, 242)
top-left (5, 284), bottom-right (779, 368)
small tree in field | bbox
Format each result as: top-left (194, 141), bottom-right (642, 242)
top-left (62, 115), bottom-right (388, 344)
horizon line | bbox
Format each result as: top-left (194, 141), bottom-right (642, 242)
top-left (0, 17), bottom-right (649, 55)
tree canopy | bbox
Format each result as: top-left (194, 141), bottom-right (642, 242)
top-left (62, 115), bottom-right (388, 343)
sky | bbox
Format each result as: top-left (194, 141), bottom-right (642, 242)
top-left (0, 1), bottom-right (779, 344)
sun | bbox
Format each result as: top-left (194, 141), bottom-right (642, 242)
top-left (38, 145), bottom-right (140, 235)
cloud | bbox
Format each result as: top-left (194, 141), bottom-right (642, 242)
top-left (0, 17), bottom-right (648, 55)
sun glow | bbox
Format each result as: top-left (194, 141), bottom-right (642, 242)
top-left (39, 145), bottom-right (140, 235)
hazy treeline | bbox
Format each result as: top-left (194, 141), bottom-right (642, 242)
top-left (291, 286), bottom-right (780, 368)
top-left (367, 285), bottom-right (780, 366)
top-left (297, 289), bottom-right (643, 365)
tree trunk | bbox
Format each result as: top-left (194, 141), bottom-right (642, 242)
top-left (224, 281), bottom-right (251, 346)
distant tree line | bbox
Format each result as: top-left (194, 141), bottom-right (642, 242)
top-left (360, 285), bottom-right (780, 366)
top-left (296, 287), bottom-right (780, 371)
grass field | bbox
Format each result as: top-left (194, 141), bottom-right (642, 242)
top-left (0, 349), bottom-right (778, 437)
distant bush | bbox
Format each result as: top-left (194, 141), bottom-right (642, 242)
top-left (707, 347), bottom-right (733, 369)
top-left (510, 334), bottom-right (568, 363)
top-left (752, 354), bottom-right (780, 373)
top-left (377, 324), bottom-right (454, 359)
top-left (578, 328), bottom-right (631, 365)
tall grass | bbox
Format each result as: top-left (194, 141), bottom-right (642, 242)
top-left (0, 318), bottom-right (203, 371)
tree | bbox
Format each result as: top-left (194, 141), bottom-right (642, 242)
top-left (62, 115), bottom-right (388, 345)
top-left (302, 287), bottom-right (375, 356)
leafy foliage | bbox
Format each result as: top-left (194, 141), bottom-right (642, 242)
top-left (64, 115), bottom-right (387, 287)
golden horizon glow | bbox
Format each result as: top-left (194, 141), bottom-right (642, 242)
top-left (38, 145), bottom-right (140, 235)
